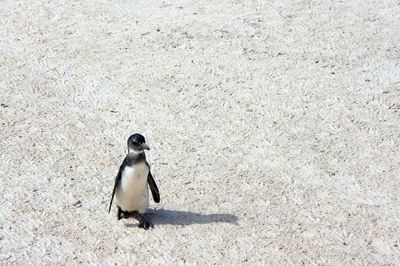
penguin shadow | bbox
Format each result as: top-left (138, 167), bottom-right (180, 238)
top-left (125, 209), bottom-right (239, 227)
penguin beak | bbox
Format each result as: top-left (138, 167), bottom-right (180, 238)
top-left (141, 143), bottom-right (150, 150)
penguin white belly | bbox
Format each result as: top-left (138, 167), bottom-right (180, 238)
top-left (115, 163), bottom-right (149, 213)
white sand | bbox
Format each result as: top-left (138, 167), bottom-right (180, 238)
top-left (1, 0), bottom-right (400, 264)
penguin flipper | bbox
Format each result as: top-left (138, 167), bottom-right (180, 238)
top-left (109, 166), bottom-right (122, 213)
top-left (147, 169), bottom-right (160, 203)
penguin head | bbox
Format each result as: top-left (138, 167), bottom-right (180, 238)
top-left (127, 133), bottom-right (150, 153)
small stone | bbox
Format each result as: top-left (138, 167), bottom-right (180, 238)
top-left (73, 200), bottom-right (82, 207)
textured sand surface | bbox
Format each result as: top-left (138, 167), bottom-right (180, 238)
top-left (1, 0), bottom-right (400, 264)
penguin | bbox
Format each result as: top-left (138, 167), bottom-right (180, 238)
top-left (108, 133), bottom-right (160, 229)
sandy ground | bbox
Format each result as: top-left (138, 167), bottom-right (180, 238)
top-left (1, 0), bottom-right (400, 264)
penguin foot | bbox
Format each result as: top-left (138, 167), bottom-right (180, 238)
top-left (131, 211), bottom-right (153, 230)
top-left (117, 207), bottom-right (130, 220)
top-left (138, 218), bottom-right (153, 230)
